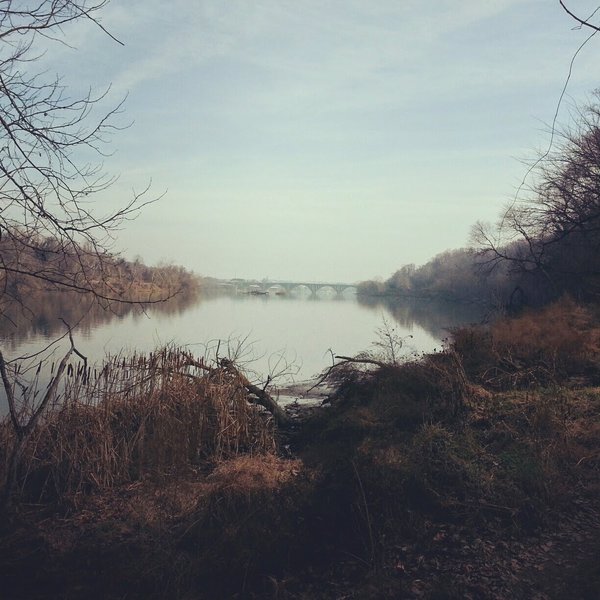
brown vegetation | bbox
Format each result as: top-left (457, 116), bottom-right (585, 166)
top-left (0, 347), bottom-right (276, 507)
top-left (1, 300), bottom-right (600, 598)
top-left (452, 296), bottom-right (600, 388)
top-left (0, 232), bottom-right (202, 308)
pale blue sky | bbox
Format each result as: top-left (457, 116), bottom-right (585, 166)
top-left (46, 1), bottom-right (600, 282)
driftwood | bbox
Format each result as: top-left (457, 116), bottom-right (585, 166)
top-left (306, 354), bottom-right (388, 395)
top-left (334, 355), bottom-right (387, 369)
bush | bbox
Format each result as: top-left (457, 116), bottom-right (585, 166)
top-left (452, 297), bottom-right (600, 388)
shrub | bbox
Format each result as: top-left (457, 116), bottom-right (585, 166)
top-left (452, 297), bottom-right (600, 388)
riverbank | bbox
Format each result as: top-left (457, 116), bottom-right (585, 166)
top-left (1, 298), bottom-right (600, 598)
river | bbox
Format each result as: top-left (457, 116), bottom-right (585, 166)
top-left (0, 288), bottom-right (490, 412)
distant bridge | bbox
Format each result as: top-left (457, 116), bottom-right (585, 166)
top-left (224, 279), bottom-right (357, 296)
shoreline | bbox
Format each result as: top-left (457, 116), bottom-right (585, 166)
top-left (274, 378), bottom-right (332, 407)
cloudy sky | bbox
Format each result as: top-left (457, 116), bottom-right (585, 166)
top-left (47, 1), bottom-right (600, 282)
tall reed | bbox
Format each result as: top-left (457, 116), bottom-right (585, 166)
top-left (0, 347), bottom-right (276, 502)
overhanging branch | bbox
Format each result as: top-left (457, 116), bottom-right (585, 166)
top-left (560, 1), bottom-right (600, 32)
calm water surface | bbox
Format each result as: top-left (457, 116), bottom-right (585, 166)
top-left (0, 290), bottom-right (488, 411)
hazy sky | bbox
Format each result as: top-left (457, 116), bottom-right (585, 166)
top-left (46, 1), bottom-right (600, 282)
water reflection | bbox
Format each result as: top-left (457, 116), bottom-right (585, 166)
top-left (0, 288), bottom-right (202, 351)
top-left (0, 289), bottom-right (490, 384)
top-left (356, 296), bottom-right (492, 340)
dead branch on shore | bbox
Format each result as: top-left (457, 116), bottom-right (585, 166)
top-left (219, 358), bottom-right (290, 427)
top-left (181, 353), bottom-right (290, 427)
top-left (306, 353), bottom-right (388, 396)
top-left (334, 355), bottom-right (388, 369)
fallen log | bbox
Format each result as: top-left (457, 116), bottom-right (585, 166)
top-left (220, 358), bottom-right (291, 427)
top-left (181, 353), bottom-right (291, 428)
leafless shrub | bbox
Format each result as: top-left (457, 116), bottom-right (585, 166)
top-left (452, 296), bottom-right (600, 388)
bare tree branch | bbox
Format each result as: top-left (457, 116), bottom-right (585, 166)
top-left (0, 2), bottom-right (177, 509)
top-left (0, 1), bottom-right (166, 316)
top-left (560, 1), bottom-right (600, 32)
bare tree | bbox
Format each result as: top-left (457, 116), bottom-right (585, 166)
top-left (471, 4), bottom-right (600, 306)
top-left (474, 95), bottom-right (600, 303)
top-left (0, 0), bottom-right (156, 314)
top-left (0, 1), bottom-right (159, 508)
top-left (560, 1), bottom-right (600, 33)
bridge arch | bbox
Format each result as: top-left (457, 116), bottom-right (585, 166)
top-left (226, 279), bottom-right (357, 296)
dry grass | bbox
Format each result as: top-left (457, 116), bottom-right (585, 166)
top-left (299, 337), bottom-right (600, 542)
top-left (452, 296), bottom-right (600, 388)
top-left (0, 347), bottom-right (276, 503)
top-left (176, 454), bottom-right (311, 594)
top-left (339, 351), bottom-right (473, 428)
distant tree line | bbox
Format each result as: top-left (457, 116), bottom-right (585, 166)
top-left (361, 94), bottom-right (600, 310)
top-left (0, 229), bottom-right (201, 309)
top-left (357, 248), bottom-right (515, 306)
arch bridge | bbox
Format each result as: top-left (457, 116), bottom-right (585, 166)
top-left (230, 280), bottom-right (357, 296)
